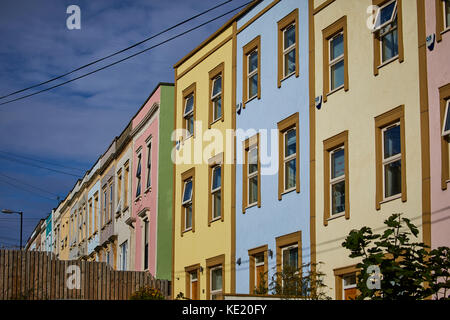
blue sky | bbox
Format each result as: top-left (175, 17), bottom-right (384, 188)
top-left (0, 0), bottom-right (251, 248)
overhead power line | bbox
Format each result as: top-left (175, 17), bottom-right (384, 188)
top-left (0, 150), bottom-right (86, 172)
top-left (0, 154), bottom-right (82, 178)
top-left (0, 0), bottom-right (235, 101)
top-left (0, 177), bottom-right (57, 201)
top-left (0, 1), bottom-right (253, 107)
top-left (0, 172), bottom-right (61, 198)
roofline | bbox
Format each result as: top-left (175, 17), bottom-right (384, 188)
top-left (173, 0), bottom-right (261, 69)
top-left (130, 82), bottom-right (174, 126)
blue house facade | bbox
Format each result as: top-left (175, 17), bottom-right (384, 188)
top-left (235, 0), bottom-right (310, 294)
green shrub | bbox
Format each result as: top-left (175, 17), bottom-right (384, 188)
top-left (129, 286), bottom-right (165, 300)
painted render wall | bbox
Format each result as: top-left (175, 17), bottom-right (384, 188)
top-left (313, 0), bottom-right (424, 299)
top-left (173, 25), bottom-right (235, 299)
top-left (156, 84), bottom-right (174, 280)
top-left (132, 87), bottom-right (160, 275)
top-left (425, 0), bottom-right (450, 250)
top-left (235, 0), bottom-right (310, 294)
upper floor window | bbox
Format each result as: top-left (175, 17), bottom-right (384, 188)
top-left (117, 169), bottom-right (122, 206)
top-left (103, 189), bottom-right (107, 226)
top-left (382, 123), bottom-right (402, 199)
top-left (330, 147), bottom-right (346, 215)
top-left (248, 51), bottom-right (258, 100)
top-left (277, 9), bottom-right (299, 87)
top-left (329, 32), bottom-right (345, 91)
top-left (182, 179), bottom-right (193, 231)
top-left (445, 0), bottom-right (450, 30)
top-left (109, 182), bottom-right (113, 221)
top-left (375, 106), bottom-right (406, 209)
top-left (283, 24), bottom-right (296, 78)
top-left (323, 16), bottom-right (348, 101)
top-left (211, 165), bottom-right (222, 221)
top-left (136, 153), bottom-right (142, 198)
top-left (184, 94), bottom-right (194, 137)
top-left (242, 134), bottom-right (261, 212)
top-left (375, 1), bottom-right (399, 63)
top-left (211, 75), bottom-right (222, 123)
top-left (247, 145), bottom-right (259, 207)
top-left (372, 0), bottom-right (404, 74)
top-left (278, 113), bottom-right (300, 199)
top-left (443, 100), bottom-right (450, 138)
top-left (243, 36), bottom-right (260, 107)
top-left (146, 141), bottom-right (152, 190)
top-left (209, 63), bottom-right (224, 127)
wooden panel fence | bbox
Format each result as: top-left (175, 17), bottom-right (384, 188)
top-left (0, 250), bottom-right (170, 300)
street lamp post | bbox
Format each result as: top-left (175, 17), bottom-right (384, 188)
top-left (1, 209), bottom-right (23, 250)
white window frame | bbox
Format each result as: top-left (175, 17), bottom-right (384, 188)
top-left (210, 266), bottom-right (223, 300)
top-left (247, 49), bottom-right (258, 100)
top-left (442, 100), bottom-right (450, 137)
top-left (211, 75), bottom-right (222, 123)
top-left (372, 0), bottom-right (399, 64)
top-left (146, 140), bottom-right (152, 190)
top-left (184, 94), bottom-right (194, 137)
top-left (120, 240), bottom-right (128, 271)
top-left (382, 122), bottom-right (402, 201)
top-left (372, 0), bottom-right (398, 33)
top-left (103, 190), bottom-right (107, 226)
top-left (330, 146), bottom-right (346, 216)
top-left (247, 145), bottom-right (258, 207)
top-left (136, 153), bottom-right (142, 198)
top-left (117, 170), bottom-right (122, 206)
top-left (254, 253), bottom-right (265, 288)
top-left (182, 179), bottom-right (193, 231)
top-left (109, 183), bottom-right (113, 221)
top-left (211, 165), bottom-right (222, 221)
top-left (342, 273), bottom-right (357, 299)
top-left (283, 128), bottom-right (297, 193)
top-left (445, 0), bottom-right (450, 30)
top-left (283, 23), bottom-right (296, 79)
top-left (329, 31), bottom-right (345, 92)
top-left (281, 244), bottom-right (299, 271)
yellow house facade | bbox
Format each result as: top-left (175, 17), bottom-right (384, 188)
top-left (172, 6), bottom-right (253, 298)
top-left (310, 0), bottom-right (429, 299)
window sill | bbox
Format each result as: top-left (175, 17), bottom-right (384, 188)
top-left (134, 196), bottom-right (142, 203)
top-left (326, 85), bottom-right (344, 98)
top-left (209, 118), bottom-right (222, 127)
top-left (440, 27), bottom-right (450, 37)
top-left (281, 188), bottom-right (297, 198)
top-left (377, 55), bottom-right (399, 70)
top-left (245, 95), bottom-right (258, 105)
top-left (280, 72), bottom-right (296, 84)
top-left (122, 206), bottom-right (129, 213)
top-left (246, 203), bottom-right (258, 210)
top-left (209, 217), bottom-right (222, 225)
top-left (183, 134), bottom-right (194, 142)
top-left (144, 186), bottom-right (152, 194)
top-left (183, 228), bottom-right (193, 234)
top-left (380, 194), bottom-right (402, 205)
top-left (327, 212), bottom-right (345, 222)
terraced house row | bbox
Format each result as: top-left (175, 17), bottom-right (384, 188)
top-left (25, 0), bottom-right (450, 300)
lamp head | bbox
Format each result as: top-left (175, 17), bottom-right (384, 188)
top-left (1, 209), bottom-right (14, 214)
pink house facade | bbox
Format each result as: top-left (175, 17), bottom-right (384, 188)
top-left (426, 0), bottom-right (450, 250)
top-left (131, 87), bottom-right (160, 275)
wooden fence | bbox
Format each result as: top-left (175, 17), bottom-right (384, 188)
top-left (0, 250), bottom-right (170, 300)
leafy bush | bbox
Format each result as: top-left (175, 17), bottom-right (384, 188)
top-left (129, 286), bottom-right (165, 300)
